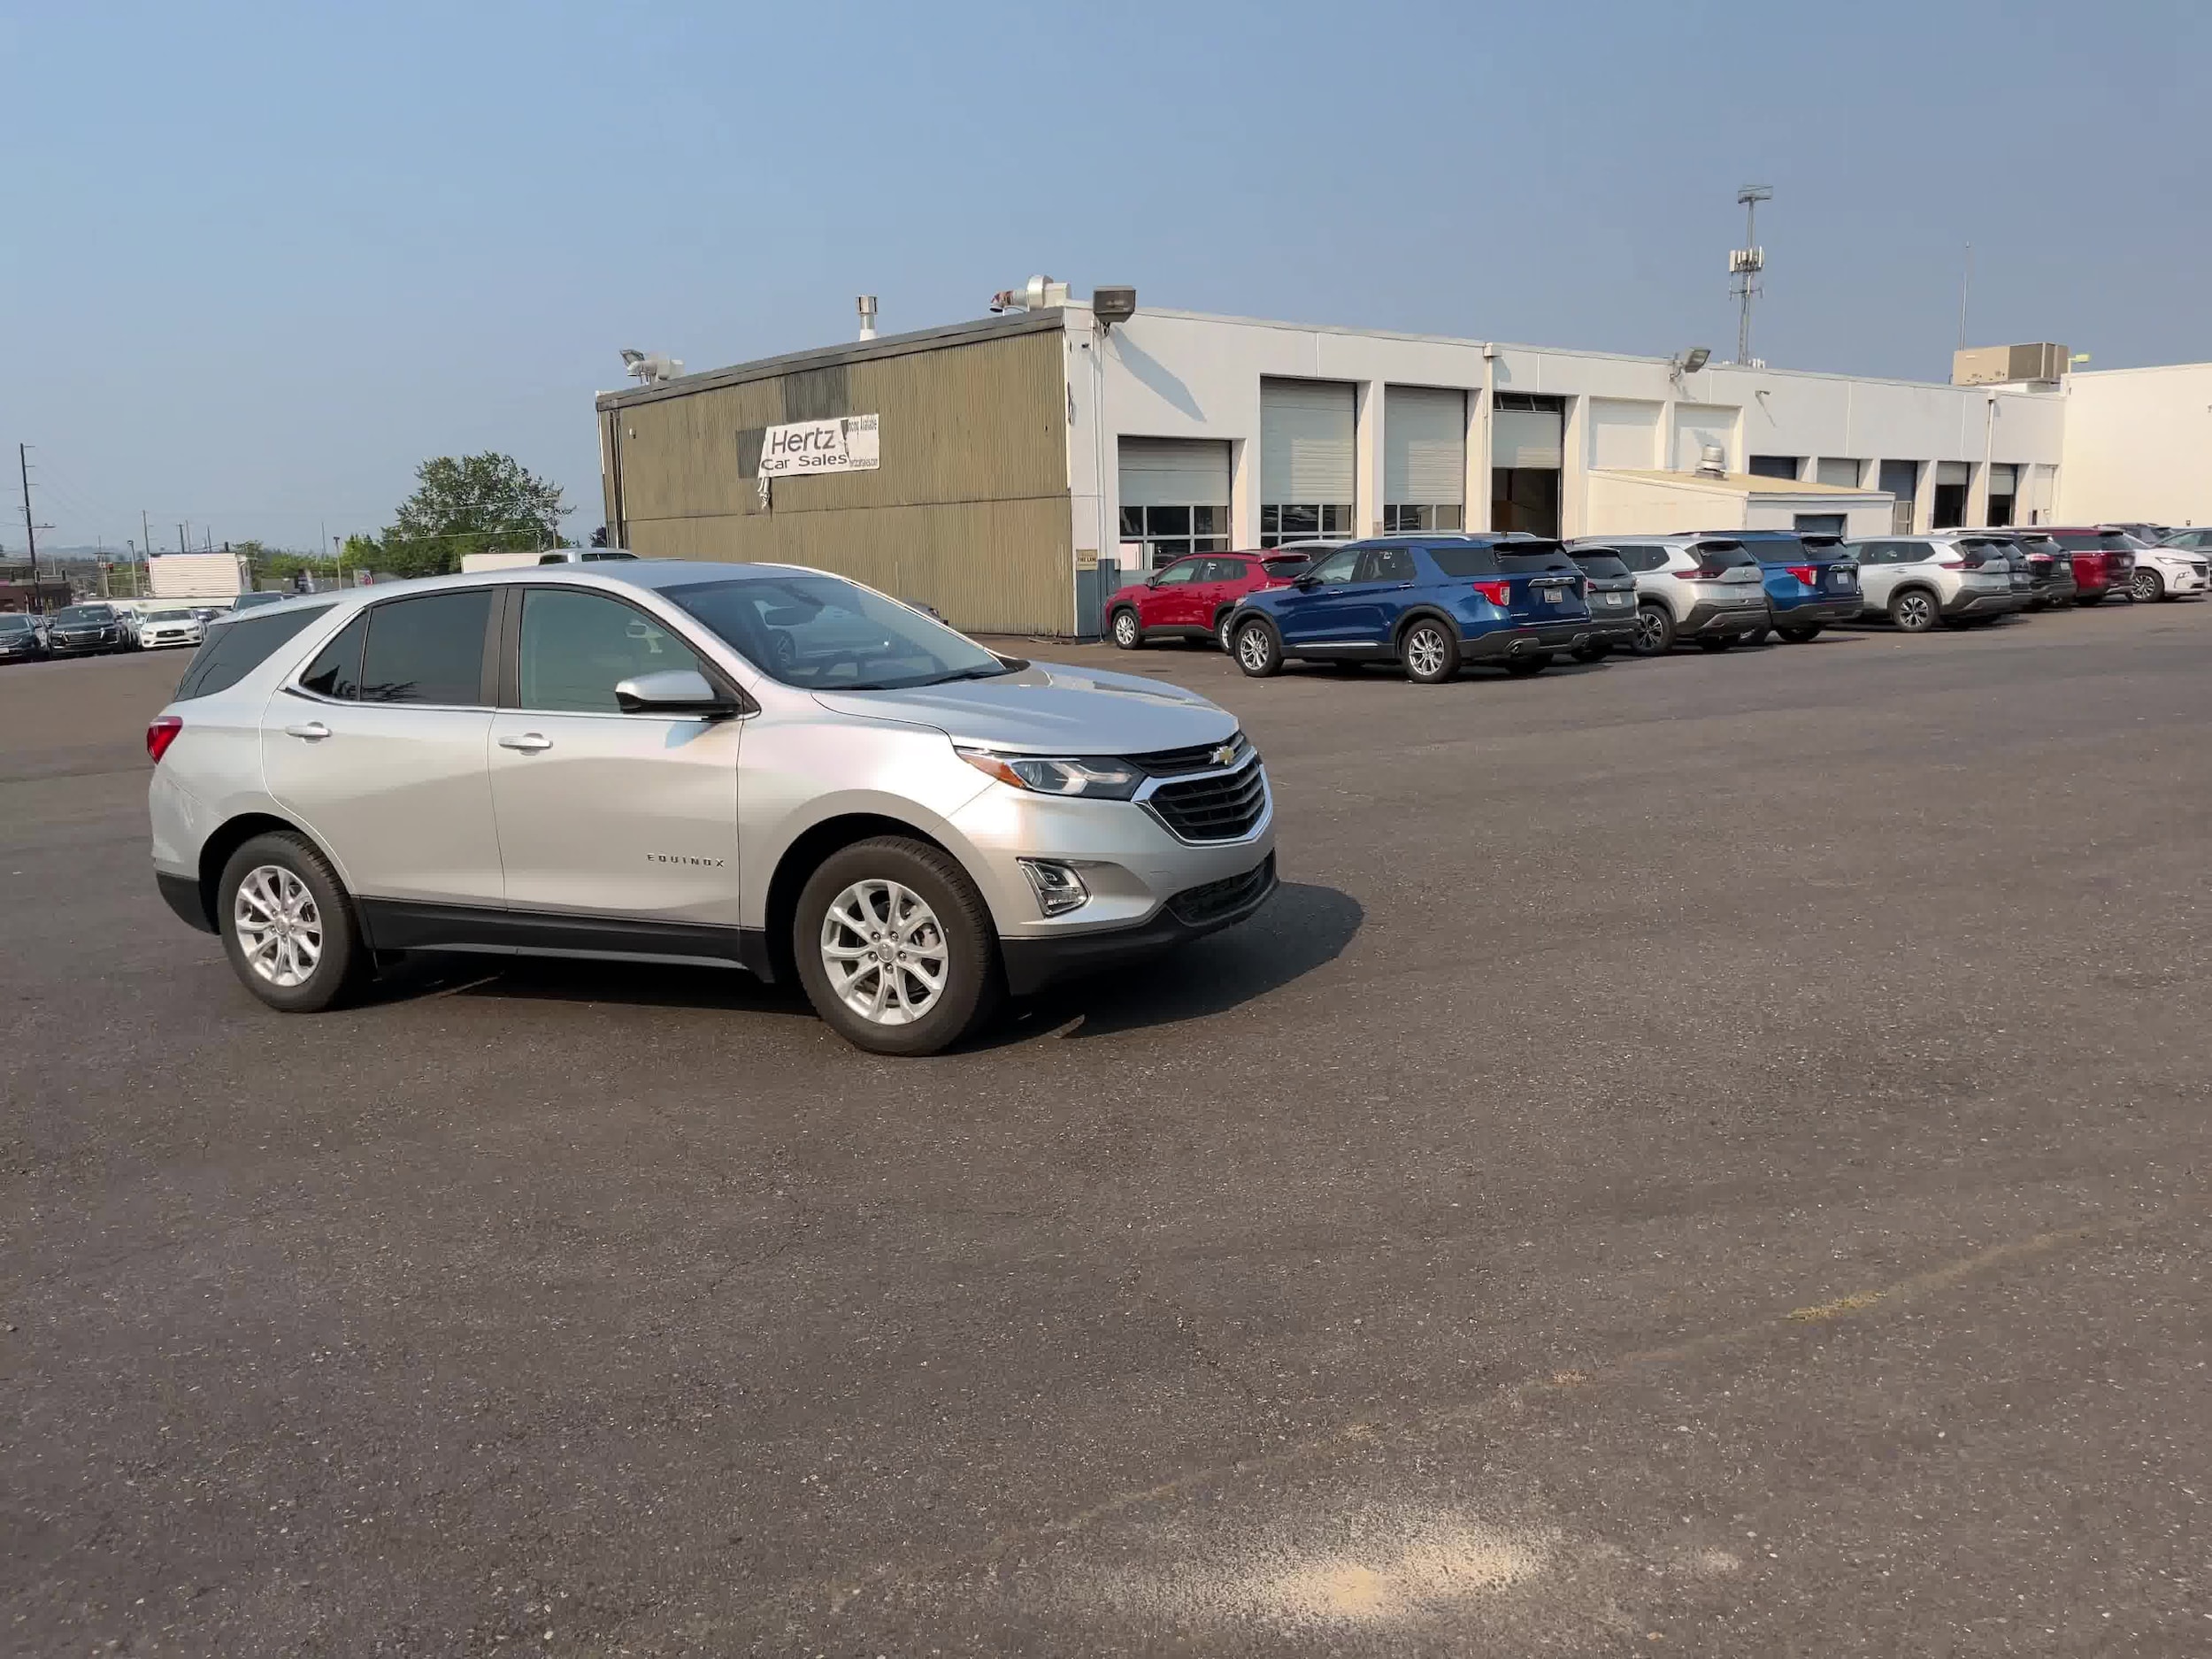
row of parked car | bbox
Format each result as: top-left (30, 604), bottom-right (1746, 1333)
top-left (1102, 525), bottom-right (2207, 683)
top-left (0, 593), bottom-right (302, 664)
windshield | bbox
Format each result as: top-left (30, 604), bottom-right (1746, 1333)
top-left (148, 609), bottom-right (193, 622)
top-left (56, 605), bottom-right (113, 625)
top-left (0, 615), bottom-right (34, 633)
top-left (664, 574), bottom-right (1011, 691)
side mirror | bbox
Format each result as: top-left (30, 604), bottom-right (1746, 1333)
top-left (1292, 572), bottom-right (1321, 589)
top-left (1144, 574), bottom-right (1162, 588)
top-left (614, 669), bottom-right (741, 718)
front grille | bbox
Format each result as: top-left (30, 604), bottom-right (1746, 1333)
top-left (1169, 853), bottom-right (1275, 926)
top-left (1147, 758), bottom-right (1267, 842)
top-left (1126, 731), bottom-right (1251, 778)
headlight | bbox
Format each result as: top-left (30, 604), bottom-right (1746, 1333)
top-left (956, 748), bottom-right (1141, 800)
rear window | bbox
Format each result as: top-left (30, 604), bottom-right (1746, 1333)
top-left (173, 604), bottom-right (334, 701)
top-left (1609, 544), bottom-right (1671, 572)
top-left (1259, 555), bottom-right (1310, 577)
top-left (2049, 534), bottom-right (2100, 550)
top-left (1739, 535), bottom-right (1807, 563)
top-left (1425, 545), bottom-right (1500, 578)
top-left (1692, 543), bottom-right (1761, 571)
top-left (1569, 552), bottom-right (1631, 580)
top-left (1495, 541), bottom-right (1577, 573)
top-left (2014, 535), bottom-right (2062, 556)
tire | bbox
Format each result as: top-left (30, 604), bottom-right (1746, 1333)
top-left (2076, 591), bottom-right (2106, 607)
top-left (1570, 641), bottom-right (1611, 662)
top-left (217, 831), bottom-right (369, 1013)
top-left (1110, 607), bottom-right (1142, 650)
top-left (793, 835), bottom-right (999, 1056)
top-left (1503, 650), bottom-right (1550, 677)
top-left (1232, 618), bottom-right (1283, 678)
top-left (1740, 623), bottom-right (1770, 646)
top-left (1697, 634), bottom-right (1735, 652)
top-left (1216, 611), bottom-right (1238, 653)
top-left (1631, 603), bottom-right (1675, 657)
top-left (1888, 588), bottom-right (1939, 633)
top-left (1400, 618), bottom-right (1461, 685)
top-left (2128, 568), bottom-right (2163, 603)
top-left (1777, 624), bottom-right (1821, 643)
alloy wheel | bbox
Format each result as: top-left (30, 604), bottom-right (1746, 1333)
top-left (1112, 611), bottom-right (1139, 648)
top-left (232, 864), bottom-right (323, 988)
top-left (1236, 626), bottom-right (1272, 672)
top-left (819, 879), bottom-right (948, 1026)
top-left (1405, 626), bottom-right (1448, 679)
top-left (1217, 616), bottom-right (1235, 652)
top-left (1896, 592), bottom-right (1935, 631)
top-left (1633, 610), bottom-right (1667, 651)
top-left (2129, 570), bottom-right (2159, 602)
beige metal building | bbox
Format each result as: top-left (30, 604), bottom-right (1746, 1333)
top-left (595, 312), bottom-right (1074, 635)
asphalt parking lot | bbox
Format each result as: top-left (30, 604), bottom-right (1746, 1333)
top-left (5, 605), bottom-right (2210, 1656)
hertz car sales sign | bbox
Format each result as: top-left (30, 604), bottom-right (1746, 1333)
top-left (757, 414), bottom-right (880, 477)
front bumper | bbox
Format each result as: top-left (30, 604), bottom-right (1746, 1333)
top-left (50, 634), bottom-right (123, 655)
top-left (1942, 589), bottom-right (2028, 618)
top-left (999, 851), bottom-right (1278, 995)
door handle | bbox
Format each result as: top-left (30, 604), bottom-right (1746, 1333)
top-left (498, 732), bottom-right (553, 753)
top-left (283, 721), bottom-right (331, 741)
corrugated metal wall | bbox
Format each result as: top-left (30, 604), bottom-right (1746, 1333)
top-left (603, 325), bottom-right (1072, 635)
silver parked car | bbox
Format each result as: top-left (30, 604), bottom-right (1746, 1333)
top-left (1844, 535), bottom-right (2030, 632)
top-left (146, 563), bottom-right (1278, 1055)
top-left (1566, 534), bottom-right (1770, 656)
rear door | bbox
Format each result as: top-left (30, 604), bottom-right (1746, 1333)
top-left (488, 587), bottom-right (743, 926)
top-left (261, 588), bottom-right (505, 905)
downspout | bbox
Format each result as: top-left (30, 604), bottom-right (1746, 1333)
top-left (1480, 343), bottom-right (1498, 532)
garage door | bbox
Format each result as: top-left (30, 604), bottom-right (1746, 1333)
top-left (1383, 386), bottom-right (1465, 532)
top-left (1118, 438), bottom-right (1231, 572)
top-left (1261, 379), bottom-right (1356, 545)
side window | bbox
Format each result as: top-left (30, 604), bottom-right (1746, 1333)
top-left (357, 590), bottom-right (494, 707)
top-left (174, 604), bottom-right (334, 701)
top-left (1610, 544), bottom-right (1666, 572)
top-left (299, 612), bottom-right (368, 700)
top-left (1304, 548), bottom-right (1363, 586)
top-left (1152, 560), bottom-right (1202, 586)
top-left (1362, 547), bottom-right (1417, 582)
top-left (1210, 557), bottom-right (1254, 583)
top-left (518, 589), bottom-right (706, 714)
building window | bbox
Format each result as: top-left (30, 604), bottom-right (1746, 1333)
top-left (1119, 503), bottom-right (1228, 570)
top-left (1490, 468), bottom-right (1561, 538)
top-left (1931, 463), bottom-right (1970, 531)
top-left (1260, 503), bottom-right (1354, 549)
top-left (1748, 455), bottom-right (1802, 480)
top-left (1382, 503), bottom-right (1464, 534)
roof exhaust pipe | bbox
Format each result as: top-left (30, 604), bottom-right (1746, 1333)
top-left (856, 295), bottom-right (878, 341)
top-left (990, 274), bottom-right (1071, 313)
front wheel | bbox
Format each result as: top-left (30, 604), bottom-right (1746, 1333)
top-left (1233, 618), bottom-right (1283, 678)
top-left (2128, 568), bottom-right (2163, 603)
top-left (1401, 619), bottom-right (1461, 685)
top-left (1889, 588), bottom-right (1939, 633)
top-left (1110, 608), bottom-right (1142, 650)
top-left (218, 832), bottom-right (369, 1013)
top-left (1778, 624), bottom-right (1822, 643)
top-left (794, 837), bottom-right (999, 1056)
top-left (1631, 603), bottom-right (1675, 657)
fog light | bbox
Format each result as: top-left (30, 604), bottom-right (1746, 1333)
top-left (1018, 858), bottom-right (1090, 917)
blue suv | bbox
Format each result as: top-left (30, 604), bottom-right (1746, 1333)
top-left (1725, 530), bottom-right (1862, 643)
top-left (1225, 536), bottom-right (1595, 684)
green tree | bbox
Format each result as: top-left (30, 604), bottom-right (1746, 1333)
top-left (380, 452), bottom-right (571, 578)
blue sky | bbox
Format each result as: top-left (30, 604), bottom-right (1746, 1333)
top-left (5, 0), bottom-right (2204, 552)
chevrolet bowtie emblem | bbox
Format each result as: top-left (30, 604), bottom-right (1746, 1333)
top-left (1210, 743), bottom-right (1238, 769)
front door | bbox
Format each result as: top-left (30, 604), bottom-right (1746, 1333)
top-left (262, 589), bottom-right (505, 905)
top-left (1140, 557), bottom-right (1207, 633)
top-left (488, 587), bottom-right (742, 927)
top-left (1273, 545), bottom-right (1365, 646)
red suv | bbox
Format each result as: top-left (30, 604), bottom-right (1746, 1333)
top-left (1105, 550), bottom-right (1312, 652)
top-left (2039, 528), bottom-right (2138, 606)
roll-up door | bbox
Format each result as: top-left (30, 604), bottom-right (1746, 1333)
top-left (1383, 386), bottom-right (1466, 532)
top-left (1932, 460), bottom-right (1971, 530)
top-left (1492, 393), bottom-right (1565, 538)
top-left (1260, 379), bottom-right (1356, 546)
top-left (1816, 457), bottom-right (1862, 488)
top-left (1118, 438), bottom-right (1231, 572)
top-left (1935, 461), bottom-right (1971, 486)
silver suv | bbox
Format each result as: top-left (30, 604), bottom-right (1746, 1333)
top-left (1567, 534), bottom-right (1769, 655)
top-left (146, 563), bottom-right (1278, 1055)
top-left (1845, 535), bottom-right (2030, 632)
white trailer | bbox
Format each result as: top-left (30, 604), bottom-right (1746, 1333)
top-left (149, 552), bottom-right (251, 601)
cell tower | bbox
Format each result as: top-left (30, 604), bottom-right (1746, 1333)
top-left (1730, 184), bottom-right (1771, 366)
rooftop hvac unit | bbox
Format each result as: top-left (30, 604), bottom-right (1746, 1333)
top-left (1952, 342), bottom-right (2069, 386)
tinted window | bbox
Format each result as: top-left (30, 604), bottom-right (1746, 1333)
top-left (1363, 547), bottom-right (1417, 582)
top-left (1425, 545), bottom-right (1501, 578)
top-left (56, 605), bottom-right (114, 625)
top-left (1609, 544), bottom-right (1670, 572)
top-left (357, 591), bottom-right (492, 706)
top-left (2050, 534), bottom-right (2100, 550)
top-left (1302, 549), bottom-right (1363, 586)
top-left (667, 573), bottom-right (1006, 691)
top-left (1569, 552), bottom-right (1631, 580)
top-left (2015, 535), bottom-right (2063, 557)
top-left (518, 589), bottom-right (705, 713)
top-left (174, 605), bottom-right (334, 701)
top-left (1738, 535), bottom-right (1807, 563)
top-left (1692, 542), bottom-right (1761, 571)
top-left (1496, 543), bottom-right (1577, 573)
top-left (1259, 555), bottom-right (1310, 578)
top-left (0, 616), bottom-right (34, 634)
top-left (299, 612), bottom-right (367, 700)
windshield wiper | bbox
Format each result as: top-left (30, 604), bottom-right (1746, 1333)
top-left (921, 662), bottom-right (1019, 685)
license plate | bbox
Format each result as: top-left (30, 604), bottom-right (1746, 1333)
top-left (1831, 572), bottom-right (1852, 588)
top-left (1604, 592), bottom-right (1627, 606)
top-left (1544, 588), bottom-right (1563, 604)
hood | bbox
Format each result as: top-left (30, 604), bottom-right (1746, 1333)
top-left (810, 660), bottom-right (1236, 753)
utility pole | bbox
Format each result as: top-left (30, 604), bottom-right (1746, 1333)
top-left (178, 524), bottom-right (188, 555)
top-left (1957, 243), bottom-right (1972, 350)
top-left (19, 443), bottom-right (47, 612)
top-left (1729, 184), bottom-right (1772, 366)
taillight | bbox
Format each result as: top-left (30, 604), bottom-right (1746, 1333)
top-left (1786, 565), bottom-right (1816, 585)
top-left (1470, 579), bottom-right (1511, 606)
top-left (1936, 556), bottom-right (1965, 569)
top-left (146, 715), bottom-right (182, 764)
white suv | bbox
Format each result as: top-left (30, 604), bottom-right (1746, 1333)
top-left (1844, 535), bottom-right (2029, 632)
top-left (145, 563), bottom-right (1277, 1055)
top-left (1569, 535), bottom-right (1770, 656)
top-left (2120, 534), bottom-right (2208, 602)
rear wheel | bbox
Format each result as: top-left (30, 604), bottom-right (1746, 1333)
top-left (1740, 623), bottom-right (1770, 646)
top-left (1110, 607), bottom-right (1141, 649)
top-left (794, 837), bottom-right (999, 1056)
top-left (1570, 641), bottom-right (1611, 662)
top-left (1631, 603), bottom-right (1675, 657)
top-left (218, 832), bottom-right (369, 1013)
top-left (1778, 624), bottom-right (1822, 643)
top-left (1401, 619), bottom-right (1460, 685)
top-left (1216, 611), bottom-right (1238, 652)
top-left (1233, 618), bottom-right (1283, 678)
top-left (1889, 588), bottom-right (1939, 633)
top-left (2129, 567), bottom-right (2163, 603)
top-left (1503, 651), bottom-right (1550, 677)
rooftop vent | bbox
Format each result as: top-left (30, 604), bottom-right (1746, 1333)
top-left (989, 274), bottom-right (1071, 313)
top-left (856, 295), bottom-right (878, 342)
top-left (1696, 444), bottom-right (1728, 478)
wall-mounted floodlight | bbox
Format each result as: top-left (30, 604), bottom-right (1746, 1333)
top-left (620, 349), bottom-right (683, 386)
top-left (1670, 346), bottom-right (1712, 387)
top-left (1092, 286), bottom-right (1138, 331)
